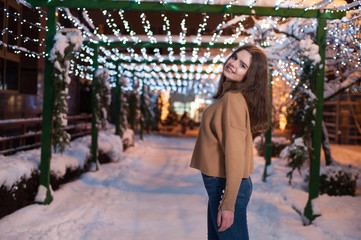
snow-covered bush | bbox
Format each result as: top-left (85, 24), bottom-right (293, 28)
top-left (316, 165), bottom-right (358, 196)
top-left (49, 29), bottom-right (82, 153)
top-left (282, 44), bottom-right (318, 184)
top-left (254, 135), bottom-right (290, 157)
top-left (280, 137), bottom-right (309, 184)
top-left (94, 68), bottom-right (111, 130)
top-left (118, 77), bottom-right (129, 137)
top-left (140, 85), bottom-right (155, 138)
top-left (122, 128), bottom-right (134, 150)
top-left (129, 79), bottom-right (141, 131)
top-left (149, 92), bottom-right (162, 131)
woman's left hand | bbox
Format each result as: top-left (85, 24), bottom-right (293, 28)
top-left (217, 210), bottom-right (234, 232)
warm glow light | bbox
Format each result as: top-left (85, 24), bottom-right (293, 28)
top-left (160, 90), bottom-right (170, 121)
top-left (279, 106), bottom-right (288, 131)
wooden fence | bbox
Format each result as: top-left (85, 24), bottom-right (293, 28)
top-left (323, 94), bottom-right (361, 145)
top-left (0, 114), bottom-right (91, 155)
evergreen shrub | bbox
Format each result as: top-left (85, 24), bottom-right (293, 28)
top-left (318, 165), bottom-right (359, 196)
top-left (254, 135), bottom-right (290, 157)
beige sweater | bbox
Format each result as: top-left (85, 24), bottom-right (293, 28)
top-left (190, 82), bottom-right (254, 212)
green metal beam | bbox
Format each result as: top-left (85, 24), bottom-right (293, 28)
top-left (115, 58), bottom-right (223, 65)
top-left (28, 0), bottom-right (345, 19)
top-left (38, 6), bottom-right (56, 205)
top-left (304, 15), bottom-right (326, 225)
top-left (129, 75), bottom-right (205, 82)
top-left (120, 68), bottom-right (217, 75)
top-left (87, 41), bottom-right (239, 49)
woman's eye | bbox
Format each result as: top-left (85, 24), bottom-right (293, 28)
top-left (232, 55), bottom-right (237, 60)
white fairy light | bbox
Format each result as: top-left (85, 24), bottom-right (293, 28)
top-left (179, 14), bottom-right (188, 45)
top-left (140, 13), bottom-right (157, 44)
top-left (118, 10), bottom-right (140, 43)
top-left (162, 14), bottom-right (173, 44)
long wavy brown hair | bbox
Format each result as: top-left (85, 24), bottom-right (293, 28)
top-left (213, 45), bottom-right (271, 133)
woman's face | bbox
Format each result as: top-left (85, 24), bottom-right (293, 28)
top-left (223, 50), bottom-right (252, 82)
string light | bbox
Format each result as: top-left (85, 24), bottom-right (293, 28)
top-left (1, 1), bottom-right (358, 95)
top-left (140, 13), bottom-right (157, 44)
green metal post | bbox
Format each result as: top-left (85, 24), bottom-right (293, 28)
top-left (139, 81), bottom-right (145, 140)
top-left (37, 6), bottom-right (56, 204)
top-left (91, 44), bottom-right (99, 171)
top-left (129, 78), bottom-right (136, 130)
top-left (115, 62), bottom-right (121, 136)
top-left (262, 129), bottom-right (272, 181)
top-left (263, 70), bottom-right (273, 182)
top-left (304, 12), bottom-right (326, 224)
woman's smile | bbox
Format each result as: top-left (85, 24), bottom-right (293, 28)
top-left (225, 64), bottom-right (235, 74)
top-left (223, 50), bottom-right (252, 82)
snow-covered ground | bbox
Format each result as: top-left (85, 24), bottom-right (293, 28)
top-left (0, 135), bottom-right (360, 240)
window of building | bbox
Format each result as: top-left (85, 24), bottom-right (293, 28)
top-left (0, 0), bottom-right (40, 94)
top-left (0, 0), bottom-right (21, 92)
top-left (173, 101), bottom-right (191, 116)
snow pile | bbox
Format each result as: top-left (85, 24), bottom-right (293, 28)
top-left (0, 152), bottom-right (39, 189)
top-left (34, 185), bottom-right (53, 203)
top-left (15, 0), bottom-right (31, 7)
top-left (254, 135), bottom-right (290, 146)
top-left (0, 130), bottom-right (125, 189)
top-left (299, 38), bottom-right (321, 64)
top-left (50, 138), bottom-right (91, 179)
top-left (98, 131), bottom-right (123, 162)
top-left (122, 128), bottom-right (135, 147)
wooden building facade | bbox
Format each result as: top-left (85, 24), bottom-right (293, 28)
top-left (323, 93), bottom-right (361, 145)
top-left (0, 0), bottom-right (91, 154)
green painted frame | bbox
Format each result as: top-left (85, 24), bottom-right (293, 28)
top-left (30, 0), bottom-right (345, 224)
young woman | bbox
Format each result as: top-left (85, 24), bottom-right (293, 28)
top-left (190, 45), bottom-right (271, 240)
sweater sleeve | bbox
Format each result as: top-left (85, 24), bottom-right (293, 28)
top-left (218, 93), bottom-right (248, 212)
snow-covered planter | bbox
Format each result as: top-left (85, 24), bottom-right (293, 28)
top-left (305, 165), bottom-right (359, 196)
top-left (97, 131), bottom-right (123, 164)
top-left (254, 135), bottom-right (290, 157)
top-left (0, 131), bottom-right (125, 219)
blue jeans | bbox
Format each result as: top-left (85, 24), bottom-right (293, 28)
top-left (202, 173), bottom-right (252, 240)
